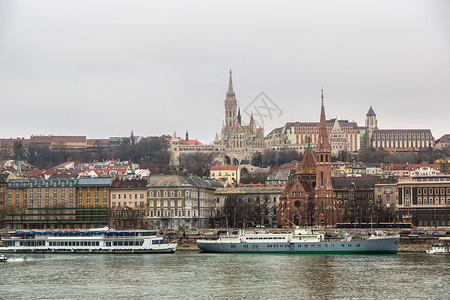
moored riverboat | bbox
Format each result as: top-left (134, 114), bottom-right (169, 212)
top-left (0, 228), bottom-right (177, 254)
top-left (197, 227), bottom-right (399, 254)
top-left (0, 254), bottom-right (7, 262)
top-left (426, 237), bottom-right (450, 255)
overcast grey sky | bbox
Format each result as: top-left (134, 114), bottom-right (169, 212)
top-left (0, 0), bottom-right (449, 143)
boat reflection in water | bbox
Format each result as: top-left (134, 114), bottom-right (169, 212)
top-left (197, 226), bottom-right (399, 254)
top-left (0, 227), bottom-right (177, 254)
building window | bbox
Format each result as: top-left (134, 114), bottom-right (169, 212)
top-left (112, 194), bottom-right (116, 200)
top-left (178, 200), bottom-right (182, 207)
top-left (150, 191), bottom-right (154, 198)
top-left (164, 191), bottom-right (168, 197)
top-left (157, 200), bottom-right (161, 207)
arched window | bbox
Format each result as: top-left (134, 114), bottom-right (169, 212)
top-left (321, 171), bottom-right (324, 186)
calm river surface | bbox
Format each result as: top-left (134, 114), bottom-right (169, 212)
top-left (0, 252), bottom-right (448, 299)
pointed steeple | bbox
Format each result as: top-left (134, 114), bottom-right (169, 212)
top-left (237, 105), bottom-right (241, 124)
top-left (317, 88), bottom-right (331, 151)
top-left (214, 132), bottom-right (220, 141)
top-left (227, 69), bottom-right (234, 95)
top-left (225, 69), bottom-right (237, 126)
top-left (249, 113), bottom-right (254, 126)
top-left (172, 131), bottom-right (178, 142)
top-left (366, 106), bottom-right (376, 116)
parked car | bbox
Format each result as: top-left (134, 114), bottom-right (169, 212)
top-left (189, 231), bottom-right (199, 235)
top-left (203, 232), bottom-right (214, 236)
top-left (433, 232), bottom-right (445, 236)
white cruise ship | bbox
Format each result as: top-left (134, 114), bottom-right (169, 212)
top-left (0, 228), bottom-right (177, 254)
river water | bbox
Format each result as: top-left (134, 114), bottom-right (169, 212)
top-left (0, 252), bottom-right (448, 299)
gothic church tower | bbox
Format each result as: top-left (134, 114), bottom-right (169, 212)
top-left (224, 70), bottom-right (237, 126)
top-left (315, 90), bottom-right (341, 226)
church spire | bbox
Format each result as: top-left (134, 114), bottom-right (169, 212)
top-left (237, 105), bottom-right (241, 124)
top-left (224, 69), bottom-right (237, 126)
top-left (321, 86), bottom-right (324, 106)
top-left (317, 88), bottom-right (330, 151)
top-left (228, 69), bottom-right (234, 95)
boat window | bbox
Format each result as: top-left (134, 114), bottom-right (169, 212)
top-left (231, 245), bottom-right (236, 248)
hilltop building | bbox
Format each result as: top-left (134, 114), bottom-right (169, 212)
top-left (364, 106), bottom-right (434, 151)
top-left (266, 118), bottom-right (360, 155)
top-left (169, 71), bottom-right (265, 166)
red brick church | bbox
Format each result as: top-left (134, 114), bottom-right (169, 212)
top-left (277, 91), bottom-right (342, 227)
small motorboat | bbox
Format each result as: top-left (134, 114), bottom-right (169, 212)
top-left (0, 254), bottom-right (7, 262)
top-left (426, 243), bottom-right (449, 255)
top-left (426, 237), bottom-right (450, 255)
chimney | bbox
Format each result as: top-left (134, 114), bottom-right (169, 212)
top-left (186, 130), bottom-right (189, 141)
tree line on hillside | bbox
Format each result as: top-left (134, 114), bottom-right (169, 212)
top-left (6, 136), bottom-right (171, 173)
top-left (357, 146), bottom-right (450, 164)
top-left (4, 137), bottom-right (449, 177)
